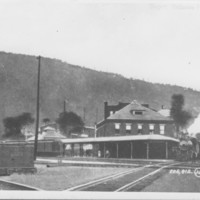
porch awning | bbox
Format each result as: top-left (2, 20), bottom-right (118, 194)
top-left (61, 134), bottom-right (179, 144)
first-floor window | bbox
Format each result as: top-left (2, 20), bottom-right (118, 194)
top-left (160, 124), bottom-right (165, 135)
top-left (115, 123), bottom-right (120, 134)
top-left (110, 111), bottom-right (114, 115)
top-left (137, 124), bottom-right (143, 134)
top-left (149, 124), bottom-right (155, 134)
top-left (126, 123), bottom-right (132, 134)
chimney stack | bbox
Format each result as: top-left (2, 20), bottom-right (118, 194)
top-left (142, 104), bottom-right (149, 108)
top-left (104, 101), bottom-right (108, 120)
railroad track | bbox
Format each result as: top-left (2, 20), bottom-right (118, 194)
top-left (116, 162), bottom-right (178, 192)
top-left (67, 162), bottom-right (180, 192)
top-left (66, 164), bottom-right (160, 191)
top-left (0, 179), bottom-right (41, 190)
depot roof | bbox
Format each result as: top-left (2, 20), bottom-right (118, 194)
top-left (107, 100), bottom-right (173, 122)
top-left (61, 134), bottom-right (179, 144)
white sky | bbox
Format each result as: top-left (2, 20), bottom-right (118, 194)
top-left (1, 0), bottom-right (200, 90)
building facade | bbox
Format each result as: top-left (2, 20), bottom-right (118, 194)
top-left (32, 101), bottom-right (179, 159)
top-left (97, 101), bottom-right (176, 138)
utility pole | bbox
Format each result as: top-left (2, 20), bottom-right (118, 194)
top-left (94, 108), bottom-right (98, 138)
top-left (83, 107), bottom-right (86, 122)
top-left (95, 107), bottom-right (98, 124)
top-left (34, 56), bottom-right (41, 160)
top-left (64, 100), bottom-right (66, 112)
top-left (63, 99), bottom-right (68, 112)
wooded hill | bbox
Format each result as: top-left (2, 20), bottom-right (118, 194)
top-left (0, 51), bottom-right (199, 134)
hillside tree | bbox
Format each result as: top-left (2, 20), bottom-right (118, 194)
top-left (3, 112), bottom-right (35, 137)
top-left (56, 111), bottom-right (84, 137)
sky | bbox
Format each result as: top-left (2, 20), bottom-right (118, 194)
top-left (1, 0), bottom-right (200, 90)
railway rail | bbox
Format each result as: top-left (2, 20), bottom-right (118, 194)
top-left (67, 162), bottom-right (181, 192)
top-left (0, 179), bottom-right (41, 190)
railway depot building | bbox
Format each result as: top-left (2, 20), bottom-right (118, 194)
top-left (96, 100), bottom-right (176, 138)
top-left (61, 100), bottom-right (179, 160)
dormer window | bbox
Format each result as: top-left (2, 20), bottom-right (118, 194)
top-left (131, 110), bottom-right (144, 115)
top-left (135, 111), bottom-right (143, 115)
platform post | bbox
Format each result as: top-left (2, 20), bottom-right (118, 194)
top-left (116, 143), bottom-right (119, 158)
top-left (79, 143), bottom-right (82, 157)
top-left (146, 142), bottom-right (149, 159)
top-left (71, 144), bottom-right (74, 157)
top-left (165, 141), bottom-right (168, 159)
top-left (130, 142), bottom-right (133, 159)
top-left (103, 142), bottom-right (106, 158)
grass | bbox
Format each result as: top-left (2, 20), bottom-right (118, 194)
top-left (0, 165), bottom-right (126, 191)
top-left (143, 168), bottom-right (200, 192)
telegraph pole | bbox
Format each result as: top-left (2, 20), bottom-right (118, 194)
top-left (64, 99), bottom-right (68, 112)
top-left (34, 56), bottom-right (41, 160)
top-left (64, 100), bottom-right (66, 112)
top-left (83, 107), bottom-right (86, 122)
top-left (94, 107), bottom-right (98, 138)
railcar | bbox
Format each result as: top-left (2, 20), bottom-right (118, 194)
top-left (36, 140), bottom-right (64, 157)
top-left (0, 141), bottom-right (35, 175)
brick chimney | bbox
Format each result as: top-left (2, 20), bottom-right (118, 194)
top-left (142, 104), bottom-right (149, 108)
top-left (104, 101), bottom-right (108, 119)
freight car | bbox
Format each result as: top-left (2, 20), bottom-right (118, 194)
top-left (36, 140), bottom-right (64, 157)
top-left (0, 141), bottom-right (36, 175)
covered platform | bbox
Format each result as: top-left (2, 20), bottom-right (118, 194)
top-left (61, 135), bottom-right (179, 159)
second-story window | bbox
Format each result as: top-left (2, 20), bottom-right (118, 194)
top-left (160, 124), bottom-right (165, 135)
top-left (126, 123), bottom-right (132, 134)
top-left (115, 123), bottom-right (120, 134)
top-left (137, 124), bottom-right (143, 134)
top-left (149, 124), bottom-right (155, 134)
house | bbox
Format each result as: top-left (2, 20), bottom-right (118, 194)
top-left (40, 122), bottom-right (58, 133)
top-left (96, 100), bottom-right (176, 138)
top-left (27, 126), bottom-right (66, 141)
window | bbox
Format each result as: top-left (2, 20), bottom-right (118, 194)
top-left (135, 111), bottom-right (143, 115)
top-left (149, 124), bottom-right (155, 135)
top-left (115, 123), bottom-right (120, 134)
top-left (130, 110), bottom-right (145, 115)
top-left (126, 123), bottom-right (132, 134)
top-left (137, 124), bottom-right (143, 134)
top-left (160, 124), bottom-right (165, 135)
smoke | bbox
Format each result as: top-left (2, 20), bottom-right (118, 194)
top-left (188, 114), bottom-right (200, 137)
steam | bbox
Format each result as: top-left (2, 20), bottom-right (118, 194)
top-left (188, 114), bottom-right (200, 137)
